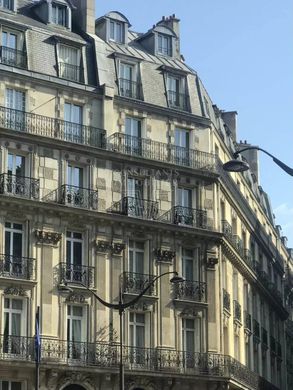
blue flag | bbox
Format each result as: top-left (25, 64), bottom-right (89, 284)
top-left (35, 306), bottom-right (41, 363)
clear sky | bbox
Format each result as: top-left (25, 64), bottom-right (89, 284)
top-left (95, 0), bottom-right (293, 247)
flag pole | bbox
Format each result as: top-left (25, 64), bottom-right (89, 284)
top-left (35, 306), bottom-right (40, 390)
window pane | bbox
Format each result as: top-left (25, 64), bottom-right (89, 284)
top-left (72, 306), bottom-right (83, 317)
top-left (5, 231), bottom-right (11, 256)
top-left (73, 242), bottom-right (82, 265)
top-left (12, 232), bottom-right (22, 258)
top-left (12, 299), bottom-right (22, 310)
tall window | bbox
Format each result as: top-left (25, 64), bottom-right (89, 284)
top-left (182, 318), bottom-right (201, 367)
top-left (109, 20), bottom-right (123, 43)
top-left (59, 45), bottom-right (80, 81)
top-left (129, 241), bottom-right (144, 274)
top-left (4, 222), bottom-right (23, 277)
top-left (174, 128), bottom-right (190, 165)
top-left (1, 30), bottom-right (18, 66)
top-left (125, 117), bottom-right (142, 155)
top-left (0, 381), bottom-right (22, 390)
top-left (119, 63), bottom-right (138, 98)
top-left (127, 177), bottom-right (144, 217)
top-left (182, 248), bottom-right (198, 281)
top-left (67, 305), bottom-right (86, 360)
top-left (65, 165), bottom-right (84, 207)
top-left (5, 88), bottom-right (25, 131)
top-left (177, 188), bottom-right (192, 208)
top-left (0, 0), bottom-right (13, 10)
top-left (129, 312), bottom-right (145, 364)
top-left (64, 103), bottom-right (82, 143)
top-left (3, 298), bottom-right (24, 354)
top-left (66, 231), bottom-right (83, 283)
top-left (167, 75), bottom-right (187, 110)
top-left (158, 33), bottom-right (172, 56)
top-left (233, 270), bottom-right (238, 301)
top-left (52, 3), bottom-right (67, 26)
top-left (6, 153), bottom-right (26, 196)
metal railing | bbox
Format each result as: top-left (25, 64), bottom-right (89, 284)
top-left (59, 262), bottom-right (94, 288)
top-left (0, 106), bottom-right (106, 148)
top-left (173, 280), bottom-right (207, 302)
top-left (0, 46), bottom-right (27, 69)
top-left (244, 311), bottom-right (252, 332)
top-left (43, 185), bottom-right (98, 210)
top-left (223, 289), bottom-right (231, 313)
top-left (0, 254), bottom-right (35, 280)
top-left (118, 78), bottom-right (142, 99)
top-left (0, 173), bottom-right (39, 200)
top-left (167, 90), bottom-right (189, 111)
top-left (0, 335), bottom-right (34, 360)
top-left (160, 206), bottom-right (208, 229)
top-left (121, 272), bottom-right (157, 296)
top-left (59, 62), bottom-right (83, 82)
top-left (221, 220), bottom-right (244, 258)
top-left (107, 133), bottom-right (217, 173)
top-left (107, 196), bottom-right (159, 220)
top-left (233, 300), bottom-right (242, 323)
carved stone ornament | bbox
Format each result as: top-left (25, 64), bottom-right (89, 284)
top-left (129, 302), bottom-right (153, 312)
top-left (112, 242), bottom-right (125, 255)
top-left (96, 240), bottom-right (112, 252)
top-left (154, 248), bottom-right (175, 263)
top-left (35, 230), bottom-right (62, 245)
top-left (126, 377), bottom-right (158, 390)
top-left (56, 371), bottom-right (95, 390)
top-left (66, 292), bottom-right (86, 304)
top-left (4, 286), bottom-right (27, 296)
top-left (206, 257), bottom-right (218, 269)
top-left (180, 307), bottom-right (202, 318)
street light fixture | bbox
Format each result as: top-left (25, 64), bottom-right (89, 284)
top-left (222, 146), bottom-right (293, 176)
top-left (60, 271), bottom-right (184, 390)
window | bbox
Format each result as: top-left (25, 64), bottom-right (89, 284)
top-left (233, 270), bottom-right (238, 301)
top-left (4, 222), bottom-right (23, 277)
top-left (177, 188), bottom-right (192, 208)
top-left (174, 128), bottom-right (190, 165)
top-left (64, 165), bottom-right (84, 207)
top-left (167, 74), bottom-right (187, 110)
top-left (175, 188), bottom-right (194, 225)
top-left (109, 20), bottom-right (123, 43)
top-left (127, 177), bottom-right (144, 217)
top-left (5, 88), bottom-right (25, 131)
top-left (0, 0), bottom-right (13, 11)
top-left (66, 231), bottom-right (83, 283)
top-left (59, 45), bottom-right (80, 81)
top-left (5, 153), bottom-right (26, 196)
top-left (52, 3), bottom-right (67, 26)
top-left (3, 298), bottom-right (25, 355)
top-left (182, 318), bottom-right (201, 361)
top-left (182, 248), bottom-right (199, 281)
top-left (67, 305), bottom-right (86, 360)
top-left (129, 241), bottom-right (144, 274)
top-left (125, 117), bottom-right (142, 155)
top-left (158, 33), bottom-right (172, 56)
top-left (0, 382), bottom-right (22, 390)
top-left (64, 103), bottom-right (82, 143)
top-left (119, 63), bottom-right (139, 98)
top-left (129, 312), bottom-right (145, 364)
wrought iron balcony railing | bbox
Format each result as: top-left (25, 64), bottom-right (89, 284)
top-left (59, 262), bottom-right (94, 288)
top-left (0, 173), bottom-right (39, 200)
top-left (160, 206), bottom-right (208, 229)
top-left (107, 196), bottom-right (159, 220)
top-left (173, 280), bottom-right (207, 303)
top-left (261, 327), bottom-right (268, 348)
top-left (0, 335), bottom-right (34, 360)
top-left (223, 289), bottom-right (231, 313)
top-left (0, 106), bottom-right (106, 148)
top-left (0, 46), bottom-right (27, 69)
top-left (59, 62), bottom-right (83, 82)
top-left (43, 185), bottom-right (98, 210)
top-left (121, 272), bottom-right (157, 296)
top-left (108, 133), bottom-right (217, 173)
top-left (244, 311), bottom-right (252, 333)
top-left (118, 78), bottom-right (142, 100)
top-left (167, 90), bottom-right (189, 111)
top-left (233, 300), bottom-right (242, 323)
top-left (0, 254), bottom-right (35, 280)
top-left (253, 319), bottom-right (260, 343)
top-left (221, 220), bottom-right (245, 258)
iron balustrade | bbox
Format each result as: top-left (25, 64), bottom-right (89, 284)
top-left (167, 90), bottom-right (189, 111)
top-left (121, 272), bottom-right (157, 296)
top-left (59, 262), bottom-right (94, 288)
top-left (253, 319), bottom-right (260, 343)
top-left (0, 173), bottom-right (39, 199)
top-left (0, 254), bottom-right (35, 280)
top-left (43, 185), bottom-right (98, 210)
top-left (0, 46), bottom-right (27, 68)
top-left (119, 78), bottom-right (142, 99)
top-left (58, 62), bottom-right (83, 82)
top-left (233, 300), bottom-right (242, 323)
top-left (222, 220), bottom-right (245, 258)
top-left (0, 335), bottom-right (34, 360)
top-left (0, 106), bottom-right (106, 148)
top-left (223, 289), bottom-right (231, 313)
top-left (173, 280), bottom-right (207, 302)
top-left (261, 328), bottom-right (268, 348)
top-left (160, 206), bottom-right (208, 229)
top-left (244, 311), bottom-right (252, 332)
top-left (107, 133), bottom-right (217, 173)
top-left (107, 196), bottom-right (159, 220)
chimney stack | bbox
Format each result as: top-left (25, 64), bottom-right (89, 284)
top-left (71, 0), bottom-right (95, 34)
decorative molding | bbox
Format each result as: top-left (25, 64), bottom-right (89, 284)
top-left (4, 286), bottom-right (27, 296)
top-left (96, 240), bottom-right (125, 255)
top-left (35, 230), bottom-right (62, 245)
top-left (206, 249), bottom-right (218, 269)
top-left (66, 293), bottom-right (86, 304)
top-left (112, 242), bottom-right (125, 255)
top-left (154, 248), bottom-right (175, 263)
top-left (96, 240), bottom-right (112, 253)
top-left (126, 377), bottom-right (158, 390)
top-left (57, 371), bottom-right (95, 390)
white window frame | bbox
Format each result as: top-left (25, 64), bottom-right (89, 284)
top-left (0, 0), bottom-right (14, 11)
top-left (66, 231), bottom-right (83, 266)
top-left (181, 317), bottom-right (201, 354)
top-left (129, 312), bottom-right (145, 348)
top-left (129, 240), bottom-right (145, 274)
top-left (109, 19), bottom-right (124, 43)
top-left (4, 222), bottom-right (23, 257)
top-left (182, 247), bottom-right (199, 282)
top-left (51, 2), bottom-right (67, 27)
top-left (158, 33), bottom-right (172, 56)
top-left (67, 304), bottom-right (87, 342)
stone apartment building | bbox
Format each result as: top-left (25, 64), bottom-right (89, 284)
top-left (0, 1), bottom-right (291, 389)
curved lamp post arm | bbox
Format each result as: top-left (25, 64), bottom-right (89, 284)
top-left (234, 147), bottom-right (293, 176)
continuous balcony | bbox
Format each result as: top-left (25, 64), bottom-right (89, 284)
top-left (107, 197), bottom-right (159, 220)
top-left (59, 262), bottom-right (94, 288)
top-left (0, 106), bottom-right (106, 148)
top-left (167, 90), bottom-right (189, 111)
top-left (160, 206), bottom-right (208, 229)
top-left (121, 272), bottom-right (157, 296)
top-left (119, 78), bottom-right (142, 100)
top-left (43, 185), bottom-right (98, 210)
top-left (58, 62), bottom-right (83, 82)
top-left (0, 46), bottom-right (27, 69)
top-left (0, 254), bottom-right (35, 280)
top-left (173, 280), bottom-right (207, 303)
top-left (0, 173), bottom-right (39, 200)
top-left (108, 133), bottom-right (217, 174)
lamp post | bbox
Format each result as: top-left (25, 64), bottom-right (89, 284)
top-left (61, 271), bottom-right (184, 390)
top-left (222, 146), bottom-right (293, 176)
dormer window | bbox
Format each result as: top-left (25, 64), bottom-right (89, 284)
top-left (118, 61), bottom-right (142, 100)
top-left (0, 0), bottom-right (13, 11)
top-left (158, 33), bottom-right (172, 56)
top-left (58, 44), bottom-right (82, 82)
top-left (109, 19), bottom-right (123, 43)
top-left (166, 73), bottom-right (189, 111)
top-left (52, 3), bottom-right (67, 26)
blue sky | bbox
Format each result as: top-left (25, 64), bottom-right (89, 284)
top-left (95, 0), bottom-right (293, 247)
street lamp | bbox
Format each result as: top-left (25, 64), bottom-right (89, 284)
top-left (60, 271), bottom-right (184, 390)
top-left (222, 146), bottom-right (293, 176)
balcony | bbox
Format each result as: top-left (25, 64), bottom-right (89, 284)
top-left (121, 272), bottom-right (157, 296)
top-left (108, 133), bottom-right (217, 174)
top-left (0, 173), bottom-right (39, 200)
top-left (253, 319), bottom-right (260, 343)
top-left (0, 106), bottom-right (106, 148)
top-left (59, 62), bottom-right (83, 82)
top-left (0, 254), bottom-right (35, 280)
top-left (160, 206), bottom-right (208, 229)
top-left (261, 327), bottom-right (268, 349)
top-left (233, 300), bottom-right (242, 324)
top-left (107, 197), bottom-right (159, 220)
top-left (223, 289), bottom-right (231, 313)
top-left (167, 90), bottom-right (189, 111)
top-left (0, 335), bottom-right (34, 360)
top-left (173, 280), bottom-right (207, 303)
top-left (43, 185), bottom-right (98, 210)
top-left (0, 46), bottom-right (27, 69)
top-left (59, 262), bottom-right (94, 288)
top-left (221, 220), bottom-right (244, 258)
top-left (244, 311), bottom-right (252, 334)
top-left (119, 78), bottom-right (142, 100)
